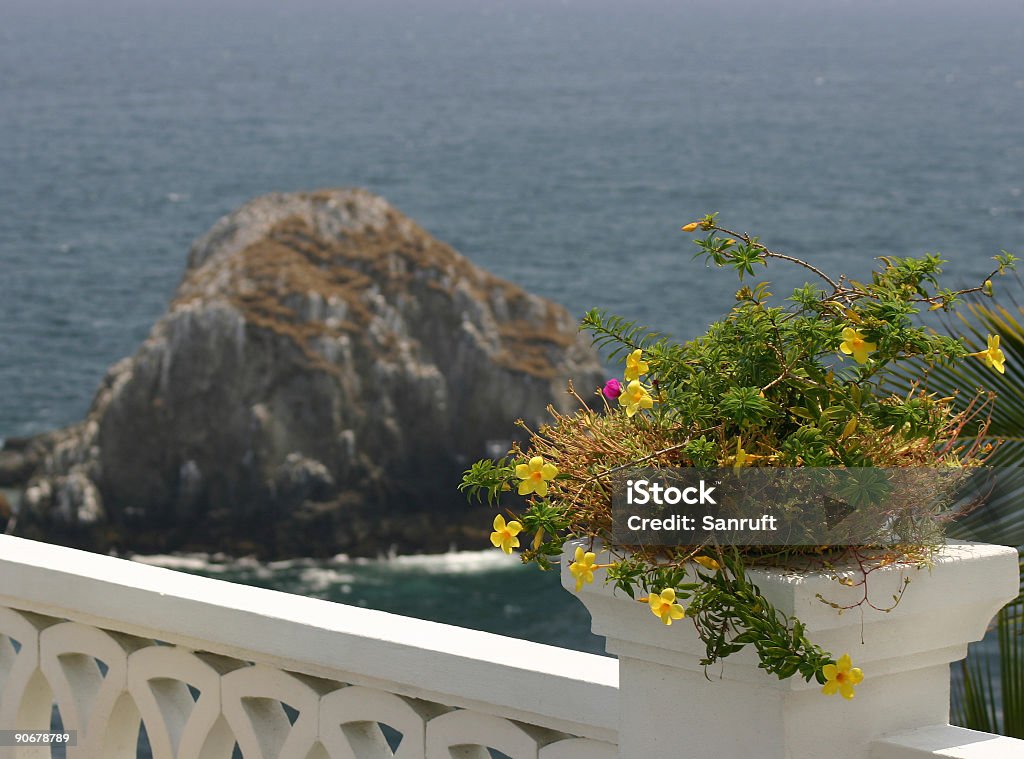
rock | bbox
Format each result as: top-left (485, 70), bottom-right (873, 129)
top-left (0, 448), bottom-right (36, 486)
top-left (16, 189), bottom-right (603, 557)
top-left (0, 452), bottom-right (28, 486)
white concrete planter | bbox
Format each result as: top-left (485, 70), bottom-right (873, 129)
top-left (561, 540), bottom-right (1020, 759)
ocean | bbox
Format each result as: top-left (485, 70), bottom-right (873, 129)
top-left (2, 0), bottom-right (1022, 721)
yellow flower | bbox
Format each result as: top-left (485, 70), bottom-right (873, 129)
top-left (693, 555), bottom-right (721, 571)
top-left (648, 588), bottom-right (685, 625)
top-left (821, 654), bottom-right (864, 700)
top-left (490, 514), bottom-right (524, 554)
top-left (681, 222), bottom-right (700, 232)
top-left (515, 456), bottom-right (558, 497)
top-left (731, 438), bottom-right (770, 469)
top-left (969, 333), bottom-right (1006, 374)
top-left (569, 546), bottom-right (597, 592)
top-left (619, 380), bottom-right (655, 417)
top-left (624, 349), bottom-right (650, 381)
top-left (839, 327), bottom-right (876, 364)
top-left (734, 439), bottom-right (749, 469)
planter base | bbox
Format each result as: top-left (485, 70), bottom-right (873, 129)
top-left (562, 541), bottom-right (1019, 759)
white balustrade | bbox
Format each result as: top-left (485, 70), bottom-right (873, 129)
top-left (871, 725), bottom-right (1024, 758)
top-left (0, 536), bottom-right (617, 759)
top-left (0, 534), bottom-right (1022, 758)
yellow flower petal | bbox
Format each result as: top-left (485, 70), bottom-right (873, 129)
top-left (853, 342), bottom-right (876, 364)
top-left (541, 463), bottom-right (558, 480)
top-left (514, 464), bottom-right (530, 479)
top-left (570, 555), bottom-right (596, 592)
top-left (493, 515), bottom-right (506, 531)
top-left (625, 349), bottom-right (650, 381)
top-left (821, 654), bottom-right (863, 699)
top-left (839, 327), bottom-right (875, 364)
top-left (693, 556), bottom-right (721, 571)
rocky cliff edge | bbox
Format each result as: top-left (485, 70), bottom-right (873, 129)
top-left (2, 189), bottom-right (603, 557)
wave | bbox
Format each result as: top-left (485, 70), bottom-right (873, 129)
top-left (383, 550), bottom-right (521, 574)
top-left (131, 548), bottom-right (522, 577)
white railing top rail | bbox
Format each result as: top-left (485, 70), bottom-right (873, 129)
top-left (871, 725), bottom-right (1024, 758)
top-left (0, 535), bottom-right (618, 743)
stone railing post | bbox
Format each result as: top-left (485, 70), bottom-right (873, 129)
top-left (562, 541), bottom-right (1019, 759)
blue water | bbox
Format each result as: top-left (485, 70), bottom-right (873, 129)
top-left (2, 0), bottom-right (1022, 725)
top-left (4, 0), bottom-right (1024, 438)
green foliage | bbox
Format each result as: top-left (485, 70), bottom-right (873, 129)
top-left (719, 386), bottom-right (779, 426)
top-left (586, 222), bottom-right (1007, 472)
top-left (458, 458), bottom-right (516, 506)
top-left (461, 215), bottom-right (1015, 688)
top-left (580, 309), bottom-right (673, 363)
top-left (689, 551), bottom-right (832, 682)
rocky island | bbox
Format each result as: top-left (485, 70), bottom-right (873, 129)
top-left (1, 190), bottom-right (603, 557)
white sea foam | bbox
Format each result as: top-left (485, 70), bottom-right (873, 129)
top-left (298, 567), bottom-right (357, 592)
top-left (131, 548), bottom-right (521, 576)
top-left (131, 553), bottom-right (229, 572)
top-left (383, 549), bottom-right (521, 574)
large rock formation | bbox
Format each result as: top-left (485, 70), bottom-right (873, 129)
top-left (9, 190), bottom-right (603, 556)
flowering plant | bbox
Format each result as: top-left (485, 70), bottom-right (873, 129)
top-left (461, 215), bottom-right (1016, 698)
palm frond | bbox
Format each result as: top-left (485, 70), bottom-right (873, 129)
top-left (952, 550), bottom-right (1024, 738)
top-left (888, 294), bottom-right (1024, 545)
top-left (890, 291), bottom-right (1024, 737)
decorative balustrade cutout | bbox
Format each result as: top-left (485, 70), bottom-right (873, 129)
top-left (0, 607), bottom-right (616, 759)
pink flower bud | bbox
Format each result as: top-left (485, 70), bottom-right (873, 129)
top-left (602, 378), bottom-right (623, 399)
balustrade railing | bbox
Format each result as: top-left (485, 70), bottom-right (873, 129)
top-left (0, 536), bottom-right (617, 759)
top-left (1, 535), bottom-right (1022, 758)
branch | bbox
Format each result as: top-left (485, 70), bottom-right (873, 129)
top-left (708, 223), bottom-right (841, 291)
